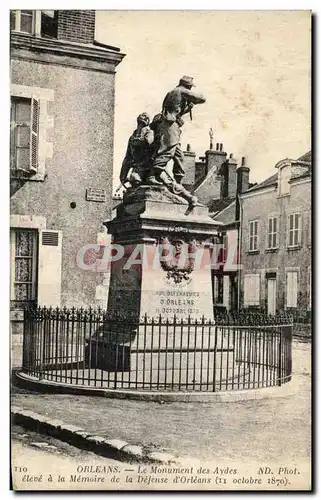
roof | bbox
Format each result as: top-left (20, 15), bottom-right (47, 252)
top-left (245, 173), bottom-right (278, 193)
top-left (212, 200), bottom-right (237, 225)
top-left (297, 151), bottom-right (311, 163)
top-left (290, 164), bottom-right (311, 180)
top-left (208, 197), bottom-right (235, 215)
top-left (243, 151), bottom-right (311, 194)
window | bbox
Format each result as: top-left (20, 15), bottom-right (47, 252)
top-left (286, 271), bottom-right (298, 308)
top-left (279, 165), bottom-right (291, 195)
top-left (267, 216), bottom-right (279, 249)
top-left (41, 10), bottom-right (58, 38)
top-left (10, 97), bottom-right (39, 174)
top-left (249, 220), bottom-right (259, 252)
top-left (288, 213), bottom-right (301, 248)
top-left (244, 274), bottom-right (260, 306)
top-left (10, 10), bottom-right (58, 38)
top-left (20, 10), bottom-right (34, 33)
top-left (10, 229), bottom-right (38, 307)
top-left (10, 11), bottom-right (16, 30)
top-left (11, 10), bottom-right (34, 33)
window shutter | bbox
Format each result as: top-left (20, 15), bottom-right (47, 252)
top-left (297, 213), bottom-right (302, 246)
top-left (254, 274), bottom-right (260, 303)
top-left (244, 274), bottom-right (260, 305)
top-left (244, 276), bottom-right (250, 304)
top-left (10, 102), bottom-right (16, 171)
top-left (307, 212), bottom-right (311, 246)
top-left (38, 230), bottom-right (62, 307)
top-left (275, 216), bottom-right (280, 248)
top-left (292, 272), bottom-right (298, 307)
top-left (286, 272), bottom-right (292, 307)
top-left (255, 221), bottom-right (259, 250)
top-left (287, 214), bottom-right (291, 247)
top-left (286, 271), bottom-right (298, 308)
top-left (223, 275), bottom-right (230, 307)
top-left (29, 97), bottom-right (39, 173)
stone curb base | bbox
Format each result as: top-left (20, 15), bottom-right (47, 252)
top-left (14, 371), bottom-right (297, 403)
top-left (11, 406), bottom-right (180, 465)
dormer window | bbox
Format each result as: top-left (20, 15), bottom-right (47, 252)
top-left (278, 164), bottom-right (291, 195)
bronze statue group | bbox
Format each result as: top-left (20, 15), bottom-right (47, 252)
top-left (119, 76), bottom-right (206, 207)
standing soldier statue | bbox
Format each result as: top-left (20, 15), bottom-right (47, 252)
top-left (118, 76), bottom-right (206, 207)
top-left (148, 75), bottom-right (206, 186)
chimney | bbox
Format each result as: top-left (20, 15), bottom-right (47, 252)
top-left (237, 157), bottom-right (250, 194)
top-left (205, 141), bottom-right (227, 174)
top-left (57, 10), bottom-right (96, 44)
top-left (235, 156), bottom-right (250, 221)
top-left (227, 153), bottom-right (238, 198)
top-left (219, 153), bottom-right (237, 199)
top-left (182, 144), bottom-right (196, 190)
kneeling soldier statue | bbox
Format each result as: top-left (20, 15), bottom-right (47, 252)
top-left (119, 112), bottom-right (154, 189)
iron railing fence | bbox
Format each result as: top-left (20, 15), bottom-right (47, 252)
top-left (22, 307), bottom-right (292, 392)
top-left (214, 309), bottom-right (294, 326)
top-left (214, 306), bottom-right (310, 326)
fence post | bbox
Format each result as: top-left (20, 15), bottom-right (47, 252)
top-left (22, 307), bottom-right (28, 370)
top-left (285, 323), bottom-right (293, 381)
top-left (278, 326), bottom-right (283, 386)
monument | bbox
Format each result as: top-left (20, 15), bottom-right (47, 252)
top-left (109, 75), bottom-right (219, 322)
top-left (91, 76), bottom-right (229, 388)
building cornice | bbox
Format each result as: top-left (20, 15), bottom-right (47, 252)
top-left (10, 32), bottom-right (125, 74)
top-left (274, 158), bottom-right (292, 170)
top-left (275, 158), bottom-right (311, 170)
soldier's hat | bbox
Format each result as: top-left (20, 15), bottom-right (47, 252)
top-left (179, 75), bottom-right (195, 87)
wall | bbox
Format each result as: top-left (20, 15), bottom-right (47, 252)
top-left (240, 178), bottom-right (311, 312)
top-left (194, 167), bottom-right (222, 205)
top-left (10, 57), bottom-right (116, 309)
top-left (57, 10), bottom-right (95, 44)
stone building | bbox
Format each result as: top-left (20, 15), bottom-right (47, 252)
top-left (182, 133), bottom-right (254, 313)
top-left (10, 10), bottom-right (125, 366)
top-left (238, 152), bottom-right (311, 316)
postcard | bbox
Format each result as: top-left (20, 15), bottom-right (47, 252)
top-left (10, 9), bottom-right (311, 492)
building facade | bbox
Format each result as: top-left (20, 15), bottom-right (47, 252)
top-left (181, 134), bottom-right (253, 313)
top-left (10, 10), bottom-right (125, 366)
top-left (239, 152), bottom-right (311, 316)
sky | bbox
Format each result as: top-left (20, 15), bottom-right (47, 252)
top-left (97, 10), bottom-right (310, 188)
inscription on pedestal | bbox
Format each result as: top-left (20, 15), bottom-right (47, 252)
top-left (155, 290), bottom-right (200, 316)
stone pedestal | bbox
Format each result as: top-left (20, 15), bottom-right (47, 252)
top-left (90, 185), bottom-right (231, 387)
top-left (106, 185), bottom-right (220, 322)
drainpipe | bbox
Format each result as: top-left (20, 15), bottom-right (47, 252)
top-left (237, 194), bottom-right (243, 312)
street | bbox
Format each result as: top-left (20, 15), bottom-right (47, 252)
top-left (11, 341), bottom-right (311, 491)
top-left (11, 341), bottom-right (311, 464)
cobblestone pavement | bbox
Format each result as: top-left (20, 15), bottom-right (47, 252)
top-left (11, 342), bottom-right (311, 464)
